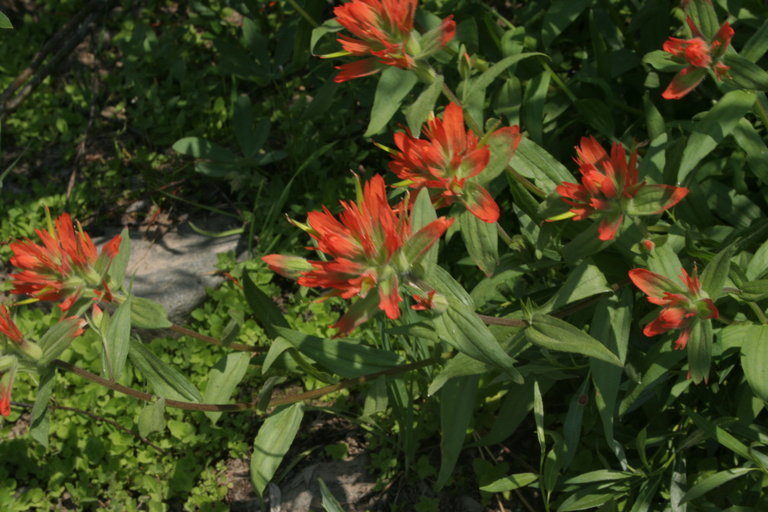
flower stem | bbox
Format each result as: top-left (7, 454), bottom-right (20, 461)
top-left (284, 0), bottom-right (318, 28)
top-left (53, 355), bottom-right (444, 412)
top-left (170, 323), bottom-right (267, 353)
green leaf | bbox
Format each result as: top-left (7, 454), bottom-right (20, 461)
top-left (732, 118), bottom-right (768, 187)
top-left (574, 99), bottom-right (613, 138)
top-left (364, 67), bottom-right (418, 136)
top-left (686, 0), bottom-right (719, 40)
top-left (434, 299), bottom-right (522, 378)
top-left (107, 228), bottom-right (131, 288)
top-left (480, 472), bottom-right (538, 492)
top-left (525, 314), bottom-right (623, 367)
top-left (687, 319), bottom-right (713, 384)
top-left (310, 18), bottom-right (342, 53)
top-left (172, 137), bottom-right (239, 163)
top-left (38, 318), bottom-right (85, 366)
top-left (426, 265), bottom-right (475, 308)
top-left (521, 69), bottom-right (551, 145)
top-left (739, 280), bottom-right (768, 301)
top-left (106, 297), bottom-right (133, 380)
top-left (741, 325), bottom-right (768, 403)
top-left (747, 237), bottom-right (768, 280)
top-left (250, 403), bottom-right (304, 497)
top-left (436, 375), bottom-right (478, 489)
top-left (405, 75), bottom-right (443, 135)
top-left (129, 339), bottom-right (202, 402)
top-left (741, 18), bottom-right (768, 62)
top-left (275, 327), bottom-right (402, 378)
top-left (480, 379), bottom-right (539, 446)
top-left (700, 244), bottom-right (734, 301)
top-left (203, 352), bottom-right (251, 424)
top-left (626, 185), bottom-right (687, 215)
top-left (541, 0), bottom-right (591, 47)
top-left (233, 95), bottom-right (270, 158)
top-left (642, 50), bottom-right (682, 72)
top-left (464, 53), bottom-right (546, 105)
top-left (509, 137), bottom-right (574, 194)
top-left (410, 188), bottom-right (439, 274)
top-left (459, 210), bottom-right (498, 276)
top-left (130, 296), bottom-right (171, 329)
top-left (681, 468), bottom-right (756, 503)
top-left (138, 398), bottom-right (166, 438)
top-left (724, 54), bottom-right (768, 91)
top-left (678, 90), bottom-right (757, 182)
top-left (0, 11), bottom-right (12, 29)
top-left (557, 482), bottom-right (630, 511)
top-left (564, 470), bottom-right (634, 485)
top-left (243, 271), bottom-right (288, 338)
top-left (590, 291), bottom-right (632, 466)
top-left (318, 478), bottom-right (345, 512)
top-left (30, 368), bottom-right (55, 448)
top-left (687, 410), bottom-right (754, 463)
top-left (428, 353), bottom-right (488, 396)
top-left (538, 262), bottom-right (610, 315)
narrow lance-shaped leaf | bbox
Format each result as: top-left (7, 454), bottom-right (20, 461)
top-left (106, 297), bottom-right (133, 380)
top-left (405, 75), bottom-right (443, 135)
top-left (681, 468), bottom-right (756, 504)
top-left (243, 271), bottom-right (288, 338)
top-left (678, 90), bottom-right (756, 182)
top-left (129, 339), bottom-right (203, 402)
top-left (525, 314), bottom-right (623, 367)
top-left (364, 67), bottom-right (418, 136)
top-left (700, 244), bottom-right (734, 301)
top-left (740, 325), bottom-right (768, 403)
top-left (29, 368), bottom-right (55, 448)
top-left (250, 403), bottom-right (305, 497)
top-left (130, 296), bottom-right (171, 329)
top-left (434, 299), bottom-right (522, 380)
top-left (275, 327), bottom-right (402, 378)
top-left (409, 188), bottom-right (439, 274)
top-left (459, 209), bottom-right (498, 276)
top-left (436, 375), bottom-right (479, 489)
top-left (203, 352), bottom-right (252, 424)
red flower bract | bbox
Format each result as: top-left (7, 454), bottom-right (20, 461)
top-left (389, 102), bottom-right (521, 223)
top-left (629, 267), bottom-right (719, 350)
top-left (0, 305), bottom-right (23, 344)
top-left (661, 18), bottom-right (734, 99)
top-left (9, 213), bottom-right (122, 311)
top-left (556, 137), bottom-right (688, 241)
top-left (263, 174), bottom-right (454, 335)
top-left (332, 0), bottom-right (455, 82)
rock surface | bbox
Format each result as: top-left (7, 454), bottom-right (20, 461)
top-left (98, 215), bottom-right (240, 321)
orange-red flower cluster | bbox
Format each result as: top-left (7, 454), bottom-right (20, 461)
top-left (556, 137), bottom-right (688, 241)
top-left (629, 267), bottom-right (719, 349)
top-left (9, 213), bottom-right (122, 311)
top-left (332, 0), bottom-right (455, 82)
top-left (662, 18), bottom-right (733, 99)
top-left (263, 174), bottom-right (453, 334)
top-left (389, 102), bottom-right (521, 223)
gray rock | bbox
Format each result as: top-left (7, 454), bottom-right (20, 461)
top-left (99, 216), bottom-right (240, 322)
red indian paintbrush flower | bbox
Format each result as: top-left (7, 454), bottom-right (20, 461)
top-left (9, 213), bottom-right (122, 311)
top-left (662, 17), bottom-right (733, 99)
top-left (629, 267), bottom-right (719, 350)
top-left (331, 0), bottom-right (455, 82)
top-left (555, 136), bottom-right (689, 241)
top-left (389, 102), bottom-right (521, 223)
top-left (263, 174), bottom-right (454, 335)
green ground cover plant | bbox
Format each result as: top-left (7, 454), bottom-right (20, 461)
top-left (1, 0), bottom-right (768, 510)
